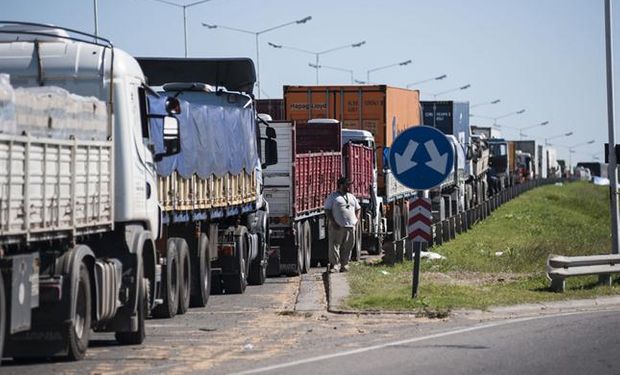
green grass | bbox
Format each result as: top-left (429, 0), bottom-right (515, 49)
top-left (346, 181), bottom-right (618, 313)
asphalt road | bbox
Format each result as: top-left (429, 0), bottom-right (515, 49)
top-left (2, 267), bottom-right (620, 375)
top-left (233, 309), bottom-right (620, 375)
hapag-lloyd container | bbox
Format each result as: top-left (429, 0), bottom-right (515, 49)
top-left (283, 85), bottom-right (422, 200)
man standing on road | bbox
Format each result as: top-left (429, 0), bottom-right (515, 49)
top-left (324, 177), bottom-right (361, 272)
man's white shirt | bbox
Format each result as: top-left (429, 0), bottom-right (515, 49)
top-left (324, 192), bottom-right (361, 228)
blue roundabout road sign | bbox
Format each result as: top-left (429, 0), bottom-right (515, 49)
top-left (387, 125), bottom-right (454, 190)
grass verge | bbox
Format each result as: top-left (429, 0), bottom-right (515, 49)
top-left (346, 181), bottom-right (618, 314)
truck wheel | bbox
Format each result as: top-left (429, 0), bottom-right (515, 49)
top-left (301, 221), bottom-right (312, 273)
top-left (351, 221), bottom-right (362, 261)
top-left (152, 239), bottom-right (179, 319)
top-left (222, 228), bottom-right (248, 294)
top-left (0, 271), bottom-right (5, 364)
top-left (115, 277), bottom-right (148, 345)
top-left (175, 238), bottom-right (191, 315)
top-left (190, 233), bottom-right (211, 307)
top-left (66, 263), bottom-right (92, 361)
top-left (248, 232), bottom-right (267, 285)
top-left (291, 222), bottom-right (303, 276)
top-left (367, 236), bottom-right (383, 255)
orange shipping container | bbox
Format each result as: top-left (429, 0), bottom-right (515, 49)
top-left (283, 85), bottom-right (422, 195)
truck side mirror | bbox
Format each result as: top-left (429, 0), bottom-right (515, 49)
top-left (166, 97), bottom-right (181, 114)
top-left (163, 116), bottom-right (181, 155)
top-left (262, 138), bottom-right (278, 168)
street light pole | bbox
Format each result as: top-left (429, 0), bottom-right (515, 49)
top-left (544, 131), bottom-right (574, 146)
top-left (93, 0), bottom-right (99, 39)
top-left (405, 74), bottom-right (447, 88)
top-left (518, 120), bottom-right (549, 140)
top-left (309, 63), bottom-right (354, 83)
top-left (204, 16), bottom-right (312, 98)
top-left (494, 109), bottom-right (526, 126)
top-left (269, 40), bottom-right (365, 85)
top-left (605, 0), bottom-right (620, 254)
top-left (148, 0), bottom-right (214, 57)
top-left (567, 140), bottom-right (596, 170)
top-left (432, 84), bottom-right (471, 98)
top-left (470, 99), bottom-right (501, 108)
top-left (366, 59), bottom-right (412, 83)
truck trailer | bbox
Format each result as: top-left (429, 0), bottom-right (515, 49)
top-left (421, 101), bottom-right (490, 211)
top-left (262, 119), bottom-right (342, 274)
top-left (282, 85), bottom-right (422, 249)
top-left (137, 57), bottom-right (278, 297)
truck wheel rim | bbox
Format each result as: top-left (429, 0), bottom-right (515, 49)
top-left (75, 279), bottom-right (87, 339)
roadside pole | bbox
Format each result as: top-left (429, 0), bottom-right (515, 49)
top-left (409, 191), bottom-right (431, 298)
top-left (605, 0), bottom-right (620, 255)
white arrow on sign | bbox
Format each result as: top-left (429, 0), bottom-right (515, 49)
top-left (395, 140), bottom-right (418, 174)
top-left (424, 140), bottom-right (449, 174)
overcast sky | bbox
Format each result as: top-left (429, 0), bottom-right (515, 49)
top-left (3, 0), bottom-right (620, 163)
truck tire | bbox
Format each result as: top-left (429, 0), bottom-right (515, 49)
top-left (152, 239), bottom-right (179, 319)
top-left (351, 221), bottom-right (362, 261)
top-left (175, 238), bottom-right (191, 315)
top-left (290, 222), bottom-right (303, 276)
top-left (301, 221), bottom-right (312, 273)
top-left (66, 262), bottom-right (92, 361)
top-left (222, 227), bottom-right (248, 294)
top-left (367, 236), bottom-right (383, 255)
top-left (0, 272), bottom-right (5, 364)
top-left (190, 233), bottom-right (211, 307)
top-left (248, 232), bottom-right (267, 285)
top-left (115, 277), bottom-right (148, 345)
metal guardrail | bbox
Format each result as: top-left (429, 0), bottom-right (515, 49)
top-left (547, 254), bottom-right (620, 292)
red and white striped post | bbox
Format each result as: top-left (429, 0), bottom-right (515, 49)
top-left (408, 196), bottom-right (432, 298)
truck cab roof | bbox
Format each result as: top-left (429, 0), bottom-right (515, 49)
top-left (341, 128), bottom-right (375, 148)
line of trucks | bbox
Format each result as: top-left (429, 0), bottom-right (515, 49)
top-left (0, 21), bottom-right (560, 362)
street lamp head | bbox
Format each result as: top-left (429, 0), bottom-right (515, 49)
top-left (308, 62), bottom-right (320, 68)
top-left (268, 42), bottom-right (282, 48)
top-left (491, 99), bottom-right (501, 104)
top-left (516, 109), bottom-right (526, 114)
top-left (565, 131), bottom-right (573, 136)
top-left (352, 41), bottom-right (366, 48)
top-left (202, 23), bottom-right (217, 29)
top-left (540, 121), bottom-right (549, 126)
top-left (354, 79), bottom-right (367, 84)
top-left (587, 140), bottom-right (595, 144)
top-left (400, 59), bottom-right (412, 66)
top-left (460, 84), bottom-right (471, 90)
top-left (436, 74), bottom-right (447, 80)
top-left (296, 16), bottom-right (312, 24)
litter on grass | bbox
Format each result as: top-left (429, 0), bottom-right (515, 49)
top-left (420, 251), bottom-right (446, 260)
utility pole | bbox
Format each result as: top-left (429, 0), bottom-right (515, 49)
top-left (605, 0), bottom-right (620, 254)
top-left (93, 0), bottom-right (99, 39)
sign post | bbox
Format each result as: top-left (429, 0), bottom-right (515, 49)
top-left (408, 196), bottom-right (432, 298)
top-left (388, 126), bottom-right (454, 298)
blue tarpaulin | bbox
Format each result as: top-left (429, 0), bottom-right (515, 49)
top-left (148, 90), bottom-right (257, 178)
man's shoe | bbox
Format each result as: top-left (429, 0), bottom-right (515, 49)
top-left (341, 265), bottom-right (350, 272)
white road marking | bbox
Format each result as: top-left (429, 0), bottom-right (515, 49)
top-left (229, 308), bottom-right (620, 375)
